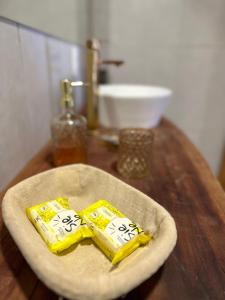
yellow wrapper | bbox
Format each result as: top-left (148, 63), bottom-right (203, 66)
top-left (82, 200), bottom-right (151, 264)
top-left (26, 198), bottom-right (93, 253)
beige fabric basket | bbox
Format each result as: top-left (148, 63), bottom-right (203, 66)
top-left (2, 164), bottom-right (177, 300)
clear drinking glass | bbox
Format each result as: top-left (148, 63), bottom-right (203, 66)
top-left (117, 128), bottom-right (154, 178)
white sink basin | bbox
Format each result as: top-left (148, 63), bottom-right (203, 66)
top-left (98, 84), bottom-right (172, 128)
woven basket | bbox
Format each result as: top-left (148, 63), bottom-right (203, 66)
top-left (2, 164), bottom-right (177, 300)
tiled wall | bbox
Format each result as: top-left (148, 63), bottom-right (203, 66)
top-left (0, 0), bottom-right (90, 44)
top-left (93, 0), bottom-right (225, 175)
top-left (0, 18), bottom-right (86, 189)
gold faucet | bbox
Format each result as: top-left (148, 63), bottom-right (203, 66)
top-left (86, 39), bottom-right (124, 130)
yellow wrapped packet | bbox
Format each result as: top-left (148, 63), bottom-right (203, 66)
top-left (82, 200), bottom-right (151, 264)
top-left (26, 198), bottom-right (92, 253)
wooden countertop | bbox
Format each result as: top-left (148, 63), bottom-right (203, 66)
top-left (1, 119), bottom-right (225, 300)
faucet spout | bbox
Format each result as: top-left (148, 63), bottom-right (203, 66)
top-left (86, 39), bottom-right (124, 130)
top-left (100, 60), bottom-right (124, 67)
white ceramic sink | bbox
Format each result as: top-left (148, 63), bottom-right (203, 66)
top-left (98, 84), bottom-right (172, 128)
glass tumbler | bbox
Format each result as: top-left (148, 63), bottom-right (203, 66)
top-left (117, 128), bottom-right (154, 179)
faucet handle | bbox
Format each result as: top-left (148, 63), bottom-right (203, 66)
top-left (100, 60), bottom-right (124, 66)
top-left (86, 39), bottom-right (100, 51)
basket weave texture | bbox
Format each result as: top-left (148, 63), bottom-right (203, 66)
top-left (2, 164), bottom-right (177, 300)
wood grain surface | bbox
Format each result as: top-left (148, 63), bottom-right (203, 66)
top-left (1, 119), bottom-right (225, 300)
top-left (219, 148), bottom-right (225, 190)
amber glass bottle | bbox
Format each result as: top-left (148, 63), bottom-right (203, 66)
top-left (51, 79), bottom-right (87, 166)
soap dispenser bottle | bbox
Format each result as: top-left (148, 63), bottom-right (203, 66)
top-left (51, 79), bottom-right (87, 166)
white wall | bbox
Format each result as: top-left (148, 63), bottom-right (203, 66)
top-left (0, 0), bottom-right (90, 45)
top-left (0, 18), bottom-right (86, 189)
top-left (92, 0), bottom-right (225, 175)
